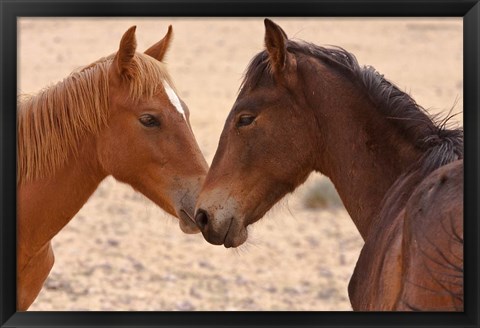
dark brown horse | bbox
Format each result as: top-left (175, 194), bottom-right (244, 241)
top-left (195, 19), bottom-right (463, 311)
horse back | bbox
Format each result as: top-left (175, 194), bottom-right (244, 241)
top-left (349, 160), bottom-right (463, 311)
top-left (396, 159), bottom-right (463, 310)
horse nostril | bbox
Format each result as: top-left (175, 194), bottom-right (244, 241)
top-left (195, 209), bottom-right (209, 230)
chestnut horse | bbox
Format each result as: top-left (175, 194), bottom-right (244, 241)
top-left (17, 26), bottom-right (208, 310)
top-left (195, 19), bottom-right (463, 311)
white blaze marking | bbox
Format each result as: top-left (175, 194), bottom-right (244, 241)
top-left (163, 81), bottom-right (186, 120)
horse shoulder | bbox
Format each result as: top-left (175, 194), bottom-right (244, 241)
top-left (395, 159), bottom-right (463, 310)
top-left (348, 209), bottom-right (404, 310)
top-left (17, 241), bottom-right (55, 311)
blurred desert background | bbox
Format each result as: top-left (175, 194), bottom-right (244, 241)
top-left (18, 17), bottom-right (463, 311)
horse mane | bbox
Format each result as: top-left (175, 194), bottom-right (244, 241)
top-left (17, 52), bottom-right (173, 184)
top-left (240, 40), bottom-right (463, 174)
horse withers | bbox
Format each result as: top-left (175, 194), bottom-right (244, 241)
top-left (194, 19), bottom-right (463, 311)
top-left (17, 26), bottom-right (208, 310)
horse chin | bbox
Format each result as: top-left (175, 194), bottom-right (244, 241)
top-left (178, 212), bottom-right (200, 234)
top-left (199, 223), bottom-right (248, 248)
top-left (223, 226), bottom-right (248, 248)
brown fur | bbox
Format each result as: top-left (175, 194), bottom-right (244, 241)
top-left (195, 19), bottom-right (463, 311)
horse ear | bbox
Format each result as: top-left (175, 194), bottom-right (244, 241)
top-left (114, 25), bottom-right (137, 77)
top-left (144, 25), bottom-right (173, 62)
top-left (264, 19), bottom-right (289, 73)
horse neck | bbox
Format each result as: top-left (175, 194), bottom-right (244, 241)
top-left (17, 137), bottom-right (106, 257)
top-left (306, 73), bottom-right (423, 240)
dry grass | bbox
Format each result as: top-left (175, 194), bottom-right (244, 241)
top-left (303, 178), bottom-right (344, 210)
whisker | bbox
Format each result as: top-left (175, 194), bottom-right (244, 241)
top-left (180, 209), bottom-right (197, 225)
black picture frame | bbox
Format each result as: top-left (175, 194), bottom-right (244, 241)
top-left (1, 0), bottom-right (479, 327)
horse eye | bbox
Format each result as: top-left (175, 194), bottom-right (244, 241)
top-left (139, 114), bottom-right (160, 128)
top-left (237, 115), bottom-right (256, 127)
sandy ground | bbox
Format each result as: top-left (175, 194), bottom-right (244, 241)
top-left (18, 18), bottom-right (462, 311)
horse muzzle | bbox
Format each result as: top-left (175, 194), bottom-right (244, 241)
top-left (194, 209), bottom-right (247, 247)
top-left (178, 208), bottom-right (200, 234)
